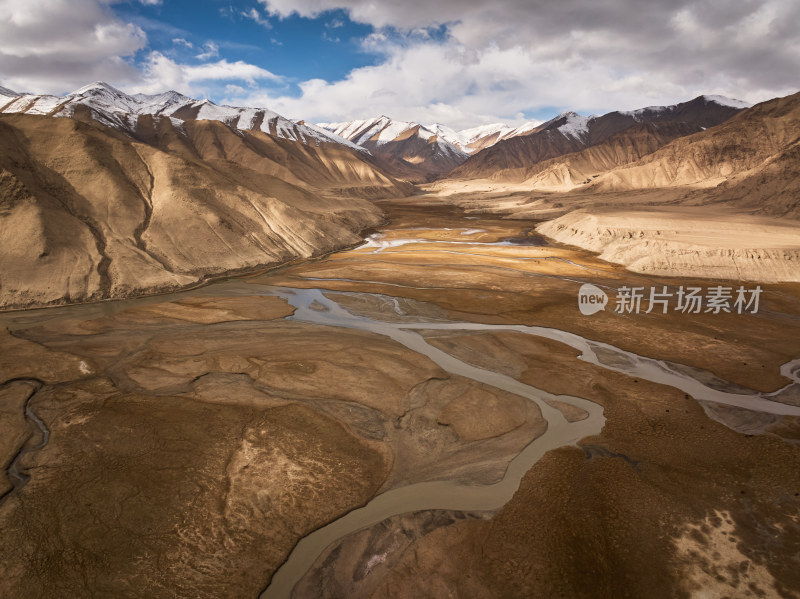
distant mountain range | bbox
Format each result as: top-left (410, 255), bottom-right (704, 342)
top-left (449, 95), bottom-right (751, 181)
top-left (585, 92), bottom-right (800, 218)
top-left (317, 117), bottom-right (468, 182)
top-left (435, 122), bottom-right (543, 153)
top-left (318, 95), bottom-right (750, 182)
top-left (0, 83), bottom-right (753, 186)
top-left (316, 117), bottom-right (544, 182)
top-left (0, 82), bottom-right (362, 151)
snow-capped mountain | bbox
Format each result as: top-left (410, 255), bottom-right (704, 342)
top-left (320, 117), bottom-right (546, 158)
top-left (621, 95), bottom-right (751, 120)
top-left (451, 95), bottom-right (751, 180)
top-left (0, 83), bottom-right (754, 184)
top-left (319, 116), bottom-right (466, 158)
top-left (0, 81), bottom-right (363, 152)
top-left (424, 123), bottom-right (469, 150)
top-left (426, 121), bottom-right (542, 154)
top-left (535, 111), bottom-right (592, 140)
top-left (318, 116), bottom-right (469, 181)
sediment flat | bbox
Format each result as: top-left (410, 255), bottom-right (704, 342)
top-left (537, 206), bottom-right (800, 282)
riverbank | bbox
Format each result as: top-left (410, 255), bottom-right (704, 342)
top-left (423, 179), bottom-right (800, 284)
top-left (537, 207), bottom-right (800, 283)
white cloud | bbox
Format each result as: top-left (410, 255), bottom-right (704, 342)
top-left (223, 39), bottom-right (685, 129)
top-left (172, 37), bottom-right (194, 49)
top-left (195, 41), bottom-right (219, 60)
top-left (225, 84), bottom-right (248, 95)
top-left (0, 0), bottom-right (283, 104)
top-left (0, 0), bottom-right (145, 93)
top-left (242, 7), bottom-right (272, 29)
top-left (135, 52), bottom-right (283, 96)
top-left (246, 0), bottom-right (800, 127)
top-left (2, 0), bottom-right (798, 130)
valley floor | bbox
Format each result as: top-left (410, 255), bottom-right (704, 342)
top-left (429, 179), bottom-right (800, 283)
top-left (1, 196), bottom-right (799, 598)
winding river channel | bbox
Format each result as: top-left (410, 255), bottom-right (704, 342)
top-left (256, 283), bottom-right (800, 598)
top-left (0, 379), bottom-right (47, 506)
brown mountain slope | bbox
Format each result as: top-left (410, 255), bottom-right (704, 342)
top-left (84, 108), bottom-right (414, 198)
top-left (362, 130), bottom-right (468, 183)
top-left (449, 125), bottom-right (586, 180)
top-left (0, 113), bottom-right (403, 309)
top-left (517, 121), bottom-right (700, 189)
top-left (450, 96), bottom-right (745, 181)
top-left (589, 91), bottom-right (800, 199)
top-left (533, 93), bottom-right (800, 282)
top-left (691, 139), bottom-right (800, 218)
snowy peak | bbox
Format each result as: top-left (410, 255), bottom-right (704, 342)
top-left (450, 94), bottom-right (752, 181)
top-left (423, 122), bottom-right (537, 152)
top-left (458, 123), bottom-right (509, 144)
top-left (538, 111), bottom-right (591, 140)
top-left (701, 95), bottom-right (752, 109)
top-left (70, 81), bottom-right (130, 98)
top-left (132, 90), bottom-right (194, 114)
top-left (321, 116), bottom-right (444, 148)
top-left (425, 123), bottom-right (466, 148)
top-left (318, 116), bottom-right (469, 181)
top-left (320, 117), bottom-right (544, 156)
top-left (620, 95), bottom-right (752, 122)
top-left (498, 121), bottom-right (540, 140)
top-left (66, 81), bottom-right (146, 116)
top-left (0, 82), bottom-right (363, 152)
top-left (418, 120), bottom-right (545, 151)
top-left (319, 116), bottom-right (467, 161)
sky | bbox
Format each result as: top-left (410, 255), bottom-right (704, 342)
top-left (1, 0), bottom-right (798, 130)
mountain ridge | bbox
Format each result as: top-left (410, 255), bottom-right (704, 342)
top-left (584, 91), bottom-right (800, 216)
top-left (317, 116), bottom-right (468, 182)
top-left (449, 95), bottom-right (751, 181)
top-left (0, 81), bottom-right (366, 153)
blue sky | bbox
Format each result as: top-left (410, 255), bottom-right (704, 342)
top-left (116, 2), bottom-right (379, 95)
top-left (1, 0), bottom-right (798, 129)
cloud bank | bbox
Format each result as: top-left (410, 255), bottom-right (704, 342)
top-left (1, 0), bottom-right (798, 128)
top-left (0, 0), bottom-right (280, 98)
top-left (243, 0), bottom-right (799, 126)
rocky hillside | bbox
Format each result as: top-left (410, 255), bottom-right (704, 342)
top-left (520, 121), bottom-right (701, 189)
top-left (0, 82), bottom-right (363, 151)
top-left (0, 104), bottom-right (410, 309)
top-left (588, 92), bottom-right (800, 217)
top-left (449, 96), bottom-right (748, 181)
top-left (537, 208), bottom-right (800, 282)
top-left (531, 93), bottom-right (800, 282)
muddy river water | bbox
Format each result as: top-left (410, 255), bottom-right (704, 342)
top-left (258, 283), bottom-right (800, 598)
